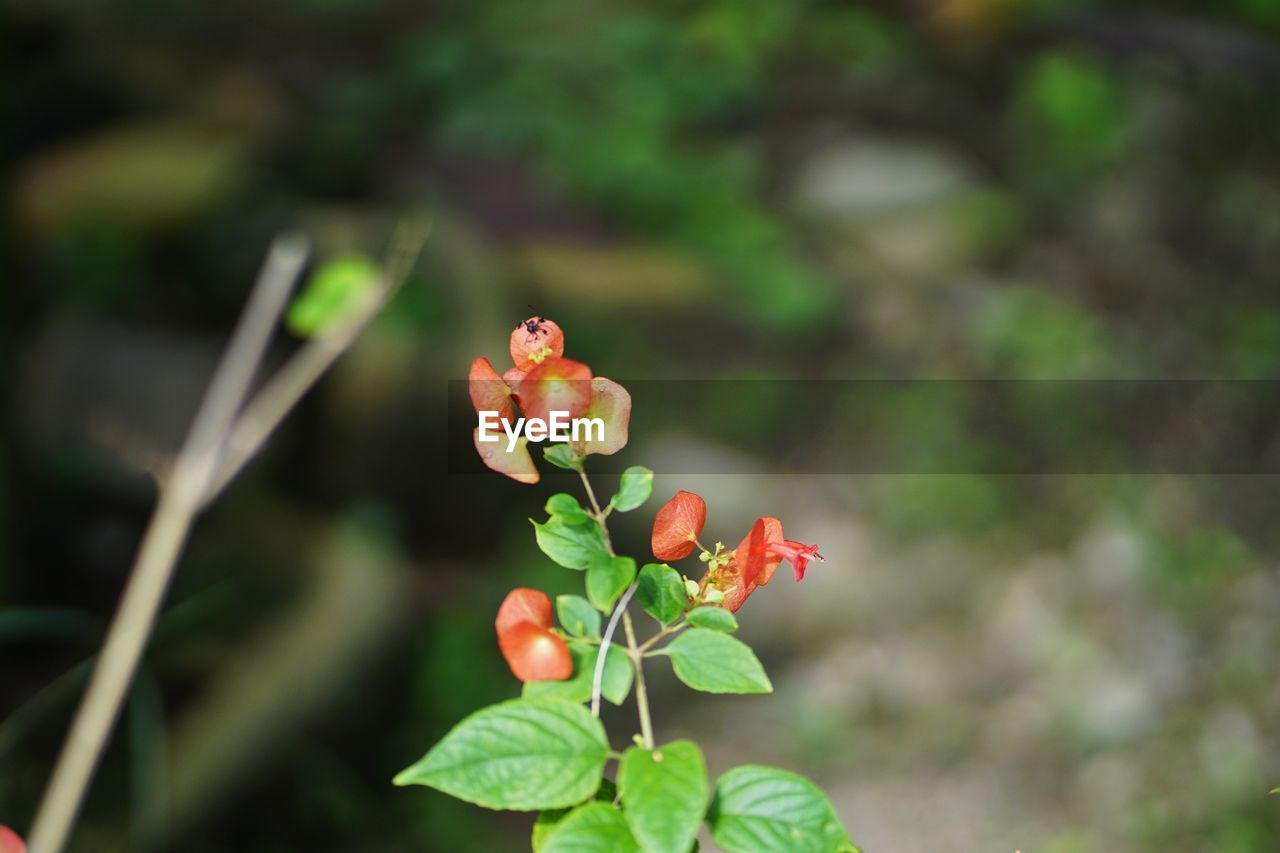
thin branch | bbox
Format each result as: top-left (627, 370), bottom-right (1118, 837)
top-left (26, 235), bottom-right (309, 853)
top-left (201, 219), bottom-right (431, 505)
top-left (636, 619), bottom-right (686, 656)
top-left (622, 611), bottom-right (654, 749)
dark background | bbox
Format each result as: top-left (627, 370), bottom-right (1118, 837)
top-left (4, 1), bottom-right (1280, 850)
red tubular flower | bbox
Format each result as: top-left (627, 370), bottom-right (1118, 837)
top-left (768, 540), bottom-right (825, 581)
top-left (651, 491), bottom-right (707, 561)
top-left (0, 826), bottom-right (25, 853)
top-left (712, 516), bottom-right (785, 612)
top-left (495, 588), bottom-right (572, 682)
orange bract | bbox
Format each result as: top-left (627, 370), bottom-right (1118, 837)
top-left (709, 517), bottom-right (785, 612)
top-left (468, 357), bottom-right (514, 424)
top-left (510, 316), bottom-right (565, 369)
top-left (472, 427), bottom-right (539, 484)
top-left (513, 356), bottom-right (593, 423)
top-left (651, 491), bottom-right (707, 561)
top-left (0, 826), bottom-right (24, 853)
top-left (570, 377), bottom-right (632, 457)
top-left (495, 588), bottom-right (572, 682)
top-left (498, 622), bottom-right (573, 682)
top-left (496, 587), bottom-right (554, 635)
top-left (736, 516), bottom-right (785, 588)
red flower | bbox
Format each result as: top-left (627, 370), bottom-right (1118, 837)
top-left (768, 540), bottom-right (825, 581)
top-left (495, 588), bottom-right (572, 682)
top-left (0, 826), bottom-right (25, 853)
top-left (716, 516), bottom-right (785, 612)
top-left (468, 317), bottom-right (631, 483)
top-left (651, 491), bottom-right (707, 561)
top-left (649, 490), bottom-right (823, 613)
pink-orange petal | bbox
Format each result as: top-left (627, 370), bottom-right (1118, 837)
top-left (473, 427), bottom-right (540, 484)
top-left (495, 587), bottom-right (555, 636)
top-left (570, 377), bottom-right (631, 456)
top-left (498, 622), bottom-right (573, 682)
top-left (469, 357), bottom-right (515, 424)
top-left (513, 356), bottom-right (593, 423)
top-left (0, 826), bottom-right (24, 853)
top-left (503, 364), bottom-right (529, 387)
top-left (735, 516), bottom-right (785, 588)
top-left (510, 316), bottom-right (565, 369)
top-left (651, 490), bottom-right (707, 561)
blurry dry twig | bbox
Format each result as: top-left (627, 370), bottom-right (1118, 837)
top-left (26, 220), bottom-right (429, 853)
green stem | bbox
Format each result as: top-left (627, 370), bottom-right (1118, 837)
top-left (623, 611), bottom-right (654, 749)
top-left (636, 620), bottom-right (687, 655)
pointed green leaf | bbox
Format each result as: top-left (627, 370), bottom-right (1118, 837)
top-left (557, 595), bottom-right (601, 639)
top-left (586, 555), bottom-right (637, 612)
top-left (547, 493), bottom-right (593, 525)
top-left (524, 642), bottom-right (633, 706)
top-left (540, 802), bottom-right (640, 853)
top-left (544, 444), bottom-right (584, 471)
top-left (618, 740), bottom-right (708, 853)
top-left (532, 780), bottom-right (618, 851)
top-left (393, 697), bottom-right (609, 810)
top-left (286, 255), bottom-right (379, 337)
top-left (533, 517), bottom-right (608, 570)
top-left (610, 466), bottom-right (654, 512)
top-left (636, 563), bottom-right (689, 625)
top-left (661, 629), bottom-right (771, 694)
top-left (708, 765), bottom-right (857, 853)
top-left (686, 606), bottom-right (738, 632)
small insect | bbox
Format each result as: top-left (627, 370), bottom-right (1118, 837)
top-left (517, 313), bottom-right (551, 343)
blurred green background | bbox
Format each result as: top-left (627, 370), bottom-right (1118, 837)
top-left (4, 0), bottom-right (1280, 850)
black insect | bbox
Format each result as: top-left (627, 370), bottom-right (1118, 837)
top-left (518, 314), bottom-right (550, 343)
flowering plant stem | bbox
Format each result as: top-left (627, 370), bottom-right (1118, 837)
top-left (579, 469), bottom-right (655, 748)
top-left (402, 314), bottom-right (857, 852)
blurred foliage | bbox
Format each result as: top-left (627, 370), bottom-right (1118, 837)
top-left (1013, 52), bottom-right (1130, 184)
top-left (399, 0), bottom-right (830, 327)
top-left (4, 0), bottom-right (1280, 849)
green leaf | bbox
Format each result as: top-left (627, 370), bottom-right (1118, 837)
top-left (533, 517), bottom-right (608, 570)
top-left (586, 555), bottom-right (637, 612)
top-left (285, 255), bottom-right (379, 337)
top-left (544, 444), bottom-right (584, 471)
top-left (660, 629), bottom-right (771, 694)
top-left (610, 466), bottom-right (654, 512)
top-left (547, 493), bottom-right (593, 525)
top-left (557, 595), bottom-right (601, 639)
top-left (533, 780), bottom-right (618, 851)
top-left (708, 765), bottom-right (857, 853)
top-left (686, 606), bottom-right (738, 632)
top-left (393, 697), bottom-right (610, 810)
top-left (524, 642), bottom-right (633, 706)
top-left (540, 802), bottom-right (640, 853)
top-left (636, 563), bottom-right (689, 625)
top-left (617, 740), bottom-right (708, 853)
